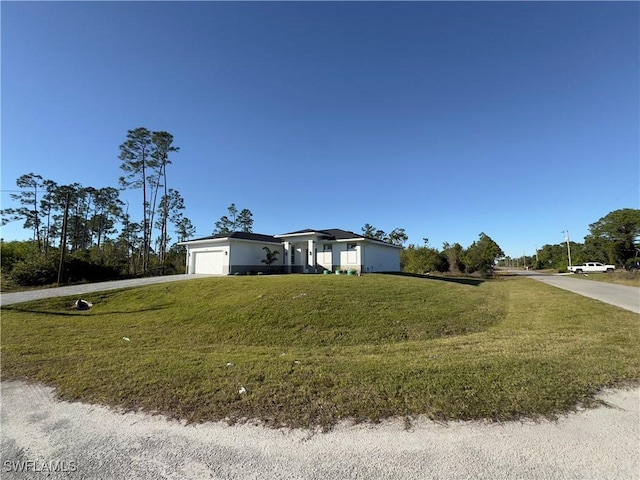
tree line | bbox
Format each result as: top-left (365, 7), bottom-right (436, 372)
top-left (500, 208), bottom-right (640, 271)
top-left (359, 223), bottom-right (504, 276)
top-left (5, 134), bottom-right (634, 287)
top-left (1, 128), bottom-right (196, 286)
top-left (401, 233), bottom-right (504, 276)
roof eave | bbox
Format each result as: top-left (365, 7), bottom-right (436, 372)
top-left (335, 237), bottom-right (403, 248)
top-left (178, 237), bottom-right (229, 246)
top-left (275, 231), bottom-right (330, 239)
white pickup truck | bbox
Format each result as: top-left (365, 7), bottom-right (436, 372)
top-left (567, 262), bottom-right (615, 274)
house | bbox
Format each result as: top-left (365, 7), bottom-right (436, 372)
top-left (180, 228), bottom-right (401, 275)
top-left (275, 229), bottom-right (401, 273)
top-left (180, 232), bottom-right (283, 275)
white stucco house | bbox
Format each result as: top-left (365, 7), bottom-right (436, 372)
top-left (180, 228), bottom-right (401, 275)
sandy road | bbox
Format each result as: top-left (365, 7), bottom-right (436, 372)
top-left (1, 381), bottom-right (638, 480)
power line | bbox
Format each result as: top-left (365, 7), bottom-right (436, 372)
top-left (584, 182), bottom-right (640, 224)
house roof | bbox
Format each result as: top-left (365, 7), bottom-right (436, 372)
top-left (321, 228), bottom-right (366, 240)
top-left (276, 228), bottom-right (397, 246)
top-left (181, 229), bottom-right (399, 247)
top-left (181, 231), bottom-right (282, 244)
top-left (276, 228), bottom-right (352, 239)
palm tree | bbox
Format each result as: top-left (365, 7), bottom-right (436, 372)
top-left (261, 246), bottom-right (280, 273)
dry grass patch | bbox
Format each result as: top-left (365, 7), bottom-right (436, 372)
top-left (566, 270), bottom-right (640, 287)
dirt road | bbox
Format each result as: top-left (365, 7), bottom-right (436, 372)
top-left (1, 381), bottom-right (638, 479)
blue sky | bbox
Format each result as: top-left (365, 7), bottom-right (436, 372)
top-left (2, 1), bottom-right (638, 258)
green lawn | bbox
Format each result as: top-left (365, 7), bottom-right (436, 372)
top-left (1, 274), bottom-right (639, 429)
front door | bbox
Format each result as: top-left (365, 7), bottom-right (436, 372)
top-left (289, 244), bottom-right (302, 273)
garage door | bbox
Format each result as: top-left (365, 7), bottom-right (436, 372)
top-left (194, 250), bottom-right (225, 274)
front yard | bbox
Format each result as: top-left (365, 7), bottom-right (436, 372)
top-left (1, 274), bottom-right (638, 429)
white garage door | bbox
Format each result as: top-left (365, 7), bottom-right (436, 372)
top-left (194, 250), bottom-right (225, 274)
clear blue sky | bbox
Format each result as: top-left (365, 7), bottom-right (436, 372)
top-left (2, 1), bottom-right (638, 258)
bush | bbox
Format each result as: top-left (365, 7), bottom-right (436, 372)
top-left (401, 245), bottom-right (448, 274)
top-left (9, 255), bottom-right (58, 286)
top-left (8, 253), bottom-right (122, 287)
top-left (0, 240), bottom-right (40, 274)
top-left (65, 257), bottom-right (121, 283)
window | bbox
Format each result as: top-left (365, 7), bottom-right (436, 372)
top-left (291, 248), bottom-right (295, 264)
top-left (323, 244), bottom-right (332, 252)
top-left (346, 243), bottom-right (357, 264)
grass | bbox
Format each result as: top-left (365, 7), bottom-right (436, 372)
top-left (1, 274), bottom-right (639, 430)
top-left (566, 270), bottom-right (640, 287)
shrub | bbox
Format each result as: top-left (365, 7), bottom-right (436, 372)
top-left (401, 245), bottom-right (448, 274)
top-left (8, 253), bottom-right (122, 287)
top-left (65, 257), bottom-right (121, 283)
top-left (9, 255), bottom-right (58, 286)
top-left (0, 240), bottom-right (40, 274)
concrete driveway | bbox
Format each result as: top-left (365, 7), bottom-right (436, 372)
top-left (0, 274), bottom-right (217, 307)
top-left (509, 269), bottom-right (640, 314)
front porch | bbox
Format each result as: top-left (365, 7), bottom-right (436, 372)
top-left (283, 239), bottom-right (325, 273)
top-left (282, 238), bottom-right (360, 274)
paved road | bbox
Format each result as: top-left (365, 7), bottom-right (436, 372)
top-left (509, 269), bottom-right (640, 314)
top-left (0, 274), bottom-right (217, 306)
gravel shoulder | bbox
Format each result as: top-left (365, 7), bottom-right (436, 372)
top-left (1, 380), bottom-right (638, 479)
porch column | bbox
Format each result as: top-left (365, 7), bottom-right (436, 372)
top-left (307, 239), bottom-right (315, 273)
top-left (284, 241), bottom-right (291, 273)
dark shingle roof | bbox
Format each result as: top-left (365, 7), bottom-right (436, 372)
top-left (185, 228), bottom-right (398, 247)
top-left (278, 228), bottom-right (382, 242)
top-left (277, 228), bottom-right (319, 235)
top-left (188, 232), bottom-right (282, 243)
top-left (319, 229), bottom-right (363, 240)
top-left (229, 232), bottom-right (282, 243)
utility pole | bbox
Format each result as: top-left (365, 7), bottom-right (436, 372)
top-left (564, 230), bottom-right (572, 267)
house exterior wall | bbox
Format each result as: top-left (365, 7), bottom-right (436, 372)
top-left (316, 242), bottom-right (334, 271)
top-left (363, 243), bottom-right (401, 272)
top-left (337, 242), bottom-right (361, 270)
top-left (184, 231), bottom-right (400, 275)
top-left (186, 240), bottom-right (283, 275)
top-left (316, 242), bottom-right (399, 272)
top-left (228, 241), bottom-right (284, 274)
top-left (314, 242), bottom-right (362, 271)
